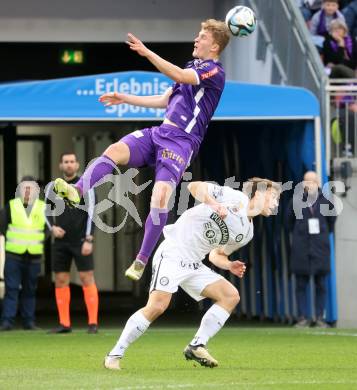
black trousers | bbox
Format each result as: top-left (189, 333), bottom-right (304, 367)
top-left (296, 274), bottom-right (327, 319)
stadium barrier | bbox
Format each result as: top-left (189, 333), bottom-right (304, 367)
top-left (326, 79), bottom-right (357, 167)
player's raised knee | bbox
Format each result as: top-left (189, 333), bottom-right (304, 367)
top-left (104, 141), bottom-right (130, 165)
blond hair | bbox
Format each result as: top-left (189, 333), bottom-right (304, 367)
top-left (201, 19), bottom-right (231, 55)
top-left (329, 19), bottom-right (348, 34)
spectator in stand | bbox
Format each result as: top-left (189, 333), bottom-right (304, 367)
top-left (323, 18), bottom-right (357, 155)
top-left (310, 0), bottom-right (346, 48)
top-left (343, 0), bottom-right (357, 39)
top-left (322, 19), bottom-right (357, 77)
top-left (297, 0), bottom-right (323, 23)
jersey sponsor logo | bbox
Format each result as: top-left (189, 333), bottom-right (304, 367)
top-left (203, 222), bottom-right (218, 244)
top-left (205, 229), bottom-right (217, 244)
top-left (200, 67), bottom-right (219, 80)
top-left (235, 234), bottom-right (244, 243)
top-left (161, 148), bottom-right (185, 165)
top-left (205, 229), bottom-right (216, 239)
top-left (160, 276), bottom-right (169, 286)
top-left (209, 213), bottom-right (229, 245)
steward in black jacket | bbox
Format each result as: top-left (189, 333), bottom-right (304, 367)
top-left (285, 171), bottom-right (337, 327)
top-left (286, 188), bottom-right (336, 275)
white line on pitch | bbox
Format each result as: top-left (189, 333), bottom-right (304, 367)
top-left (112, 380), bottom-right (357, 390)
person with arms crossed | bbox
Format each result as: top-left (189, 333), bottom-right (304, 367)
top-left (53, 19), bottom-right (230, 281)
top-left (46, 153), bottom-right (98, 334)
top-left (104, 178), bottom-right (281, 369)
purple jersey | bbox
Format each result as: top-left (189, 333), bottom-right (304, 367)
top-left (165, 59), bottom-right (225, 145)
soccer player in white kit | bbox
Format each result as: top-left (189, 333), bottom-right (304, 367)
top-left (104, 178), bottom-right (280, 369)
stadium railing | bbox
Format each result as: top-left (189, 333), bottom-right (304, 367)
top-left (326, 79), bottom-right (357, 164)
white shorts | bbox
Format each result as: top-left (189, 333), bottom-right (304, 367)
top-left (149, 241), bottom-right (224, 301)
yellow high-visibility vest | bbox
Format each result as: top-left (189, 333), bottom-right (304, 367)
top-left (5, 198), bottom-right (46, 255)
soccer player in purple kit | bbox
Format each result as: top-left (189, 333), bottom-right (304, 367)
top-left (54, 19), bottom-right (231, 281)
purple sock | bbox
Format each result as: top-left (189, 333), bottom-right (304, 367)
top-left (137, 208), bottom-right (168, 264)
top-left (76, 155), bottom-right (116, 196)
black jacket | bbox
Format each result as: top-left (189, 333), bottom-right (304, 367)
top-left (45, 176), bottom-right (96, 244)
top-left (286, 190), bottom-right (336, 275)
top-left (322, 34), bottom-right (357, 70)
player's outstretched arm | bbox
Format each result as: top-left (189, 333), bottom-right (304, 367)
top-left (209, 248), bottom-right (246, 278)
top-left (99, 87), bottom-right (172, 109)
top-left (126, 33), bottom-right (198, 85)
top-left (188, 181), bottom-right (228, 219)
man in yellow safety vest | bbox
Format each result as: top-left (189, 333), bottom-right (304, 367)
top-left (0, 176), bottom-right (46, 331)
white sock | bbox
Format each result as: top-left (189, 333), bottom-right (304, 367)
top-left (109, 310), bottom-right (151, 358)
top-left (190, 304), bottom-right (230, 347)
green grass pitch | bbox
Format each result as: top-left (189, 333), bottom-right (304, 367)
top-left (1, 326), bottom-right (357, 389)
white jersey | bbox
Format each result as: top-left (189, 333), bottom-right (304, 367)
top-left (163, 184), bottom-right (254, 262)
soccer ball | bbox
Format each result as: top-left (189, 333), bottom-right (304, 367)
top-left (225, 5), bottom-right (257, 37)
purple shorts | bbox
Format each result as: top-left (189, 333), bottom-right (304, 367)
top-left (121, 124), bottom-right (199, 186)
